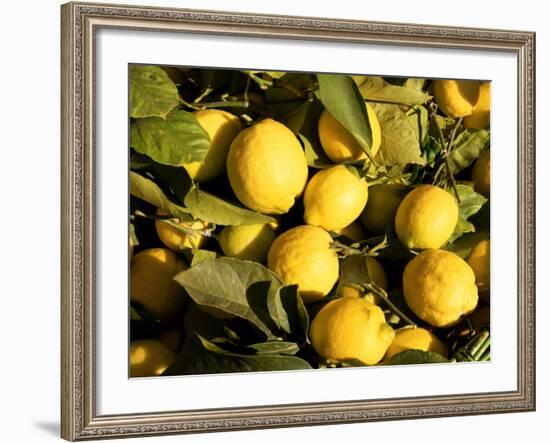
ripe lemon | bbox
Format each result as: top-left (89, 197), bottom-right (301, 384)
top-left (384, 327), bottom-right (448, 361)
top-left (403, 249), bottom-right (478, 328)
top-left (218, 223), bottom-right (276, 262)
top-left (466, 239), bottom-right (490, 302)
top-left (318, 106), bottom-right (381, 163)
top-left (464, 82), bottom-right (490, 129)
top-left (130, 248), bottom-right (188, 323)
top-left (359, 183), bottom-right (406, 234)
top-left (309, 297), bottom-right (395, 365)
top-left (333, 221), bottom-right (366, 242)
top-left (338, 256), bottom-right (389, 304)
top-left (155, 209), bottom-right (209, 251)
top-left (183, 109), bottom-right (241, 182)
top-left (226, 118), bottom-right (308, 214)
top-left (304, 165), bottom-right (369, 231)
top-left (395, 185), bottom-right (458, 249)
top-left (471, 149), bottom-right (490, 198)
top-left (267, 225), bottom-right (339, 303)
top-left (129, 340), bottom-right (175, 377)
top-left (433, 80), bottom-right (480, 118)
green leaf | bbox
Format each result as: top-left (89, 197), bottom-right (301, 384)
top-left (286, 99), bottom-right (333, 169)
top-left (245, 341), bottom-right (300, 355)
top-left (450, 184), bottom-right (488, 242)
top-left (129, 171), bottom-right (191, 219)
top-left (164, 334), bottom-right (312, 375)
top-left (184, 189), bottom-right (275, 226)
top-left (406, 105), bottom-right (429, 145)
top-left (443, 229), bottom-right (490, 259)
top-left (129, 65), bottom-right (180, 118)
top-left (388, 349), bottom-right (449, 365)
top-left (317, 74), bottom-right (374, 160)
top-left (191, 249), bottom-right (218, 266)
top-left (277, 285), bottom-right (309, 342)
top-left (448, 129), bottom-right (490, 174)
top-left (130, 110), bottom-right (210, 166)
top-left (354, 76), bottom-right (431, 105)
top-left (174, 257), bottom-right (303, 339)
top-left (371, 103), bottom-right (425, 166)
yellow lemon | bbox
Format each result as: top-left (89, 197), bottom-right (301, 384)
top-left (471, 149), bottom-right (490, 198)
top-left (338, 256), bottom-right (389, 304)
top-left (155, 209), bottom-right (210, 251)
top-left (318, 105), bottom-right (381, 163)
top-left (433, 79), bottom-right (480, 118)
top-left (130, 248), bottom-right (188, 323)
top-left (304, 165), bottom-right (369, 231)
top-left (129, 340), bottom-right (175, 377)
top-left (403, 249), bottom-right (478, 328)
top-left (395, 185), bottom-right (459, 249)
top-left (218, 223), bottom-right (276, 262)
top-left (359, 184), bottom-right (406, 234)
top-left (466, 239), bottom-right (490, 302)
top-left (227, 118), bottom-right (308, 214)
top-left (183, 109), bottom-right (241, 182)
top-left (267, 225), bottom-right (339, 303)
top-left (333, 221), bottom-right (366, 242)
top-left (384, 327), bottom-right (448, 361)
top-left (309, 297), bottom-right (395, 365)
top-left (464, 82), bottom-right (490, 129)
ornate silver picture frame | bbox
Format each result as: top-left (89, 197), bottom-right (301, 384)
top-left (61, 2), bottom-right (535, 440)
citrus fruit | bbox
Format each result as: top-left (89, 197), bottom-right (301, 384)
top-left (218, 223), bottom-right (276, 262)
top-left (384, 327), bottom-right (448, 361)
top-left (333, 221), bottom-right (366, 242)
top-left (130, 248), bottom-right (188, 323)
top-left (471, 149), bottom-right (490, 198)
top-left (318, 105), bottom-right (381, 163)
top-left (338, 256), bottom-right (389, 304)
top-left (226, 118), bottom-right (308, 214)
top-left (267, 225), bottom-right (339, 303)
top-left (466, 239), bottom-right (490, 301)
top-left (433, 79), bottom-right (480, 118)
top-left (464, 82), bottom-right (490, 129)
top-left (155, 209), bottom-right (209, 251)
top-left (183, 109), bottom-right (241, 182)
top-left (395, 185), bottom-right (458, 249)
top-left (403, 249), bottom-right (478, 328)
top-left (359, 183), bottom-right (406, 234)
top-left (129, 339), bottom-right (175, 377)
top-left (309, 297), bottom-right (395, 365)
top-left (303, 165), bottom-right (369, 231)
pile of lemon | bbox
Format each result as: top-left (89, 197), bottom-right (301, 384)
top-left (130, 78), bottom-right (491, 376)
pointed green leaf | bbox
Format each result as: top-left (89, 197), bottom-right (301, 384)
top-left (354, 76), bottom-right (431, 105)
top-left (448, 129), bottom-right (490, 174)
top-left (388, 349), bottom-right (449, 365)
top-left (130, 65), bottom-right (180, 118)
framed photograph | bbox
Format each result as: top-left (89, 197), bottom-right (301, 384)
top-left (61, 1), bottom-right (535, 441)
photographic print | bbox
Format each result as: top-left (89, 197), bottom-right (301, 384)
top-left (128, 66), bottom-right (491, 378)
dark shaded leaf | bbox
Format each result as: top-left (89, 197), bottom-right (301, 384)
top-left (388, 349), bottom-right (449, 365)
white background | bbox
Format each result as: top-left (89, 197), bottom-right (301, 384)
top-left (0, 0), bottom-right (546, 442)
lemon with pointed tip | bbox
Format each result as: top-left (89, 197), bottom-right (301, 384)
top-left (130, 248), bottom-right (188, 323)
top-left (403, 249), bottom-right (478, 328)
top-left (384, 327), bottom-right (448, 361)
top-left (226, 118), bottom-right (308, 214)
top-left (309, 297), bottom-right (395, 365)
top-left (218, 223), bottom-right (276, 263)
top-left (464, 82), bottom-right (490, 129)
top-left (267, 225), bottom-right (339, 304)
top-left (466, 239), bottom-right (490, 301)
top-left (395, 185), bottom-right (458, 249)
top-left (318, 105), bottom-right (381, 163)
top-left (129, 340), bottom-right (175, 377)
top-left (155, 209), bottom-right (209, 251)
top-left (471, 149), bottom-right (490, 198)
top-left (359, 184), bottom-right (406, 234)
top-left (183, 109), bottom-right (241, 182)
top-left (304, 165), bottom-right (369, 231)
top-left (433, 79), bottom-right (480, 118)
